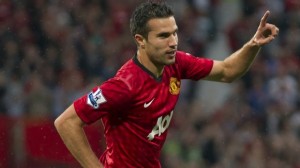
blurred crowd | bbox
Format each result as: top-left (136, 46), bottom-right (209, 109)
top-left (0, 0), bottom-right (299, 167)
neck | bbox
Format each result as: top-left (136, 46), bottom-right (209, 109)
top-left (137, 51), bottom-right (164, 78)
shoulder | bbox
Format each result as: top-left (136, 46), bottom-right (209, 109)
top-left (175, 51), bottom-right (197, 63)
top-left (175, 50), bottom-right (213, 64)
top-left (175, 51), bottom-right (189, 59)
top-left (105, 59), bottom-right (143, 92)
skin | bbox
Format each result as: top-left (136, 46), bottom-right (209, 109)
top-left (54, 105), bottom-right (103, 168)
top-left (205, 11), bottom-right (279, 83)
top-left (135, 11), bottom-right (278, 81)
top-left (54, 10), bottom-right (279, 168)
top-left (135, 16), bottom-right (178, 78)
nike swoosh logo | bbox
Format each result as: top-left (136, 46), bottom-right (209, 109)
top-left (144, 98), bottom-right (155, 108)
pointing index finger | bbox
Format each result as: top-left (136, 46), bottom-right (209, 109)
top-left (260, 10), bottom-right (270, 27)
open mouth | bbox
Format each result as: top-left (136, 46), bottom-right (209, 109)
top-left (166, 50), bottom-right (176, 56)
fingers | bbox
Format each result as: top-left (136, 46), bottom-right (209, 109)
top-left (262, 35), bottom-right (275, 44)
top-left (253, 35), bottom-right (274, 46)
top-left (272, 25), bottom-right (279, 37)
top-left (259, 10), bottom-right (270, 27)
top-left (266, 23), bottom-right (279, 37)
top-left (257, 24), bottom-right (279, 45)
top-left (253, 11), bottom-right (279, 46)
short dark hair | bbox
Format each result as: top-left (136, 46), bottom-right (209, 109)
top-left (130, 1), bottom-right (174, 39)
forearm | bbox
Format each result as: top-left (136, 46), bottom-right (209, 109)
top-left (54, 108), bottom-right (103, 168)
top-left (223, 39), bottom-right (261, 81)
top-left (206, 11), bottom-right (278, 83)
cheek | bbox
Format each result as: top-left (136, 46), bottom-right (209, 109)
top-left (145, 45), bottom-right (164, 62)
top-left (146, 42), bottom-right (164, 53)
top-left (147, 37), bottom-right (167, 48)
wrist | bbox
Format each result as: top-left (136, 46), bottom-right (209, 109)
top-left (245, 38), bottom-right (261, 49)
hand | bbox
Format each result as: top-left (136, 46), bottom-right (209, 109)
top-left (251, 10), bottom-right (279, 46)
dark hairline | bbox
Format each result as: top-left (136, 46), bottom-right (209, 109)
top-left (129, 2), bottom-right (174, 40)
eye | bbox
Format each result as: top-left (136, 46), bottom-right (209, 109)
top-left (173, 29), bottom-right (178, 35)
top-left (173, 31), bottom-right (177, 37)
top-left (158, 33), bottom-right (170, 38)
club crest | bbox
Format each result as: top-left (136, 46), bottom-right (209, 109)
top-left (169, 77), bottom-right (180, 95)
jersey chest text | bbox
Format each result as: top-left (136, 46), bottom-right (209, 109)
top-left (131, 76), bottom-right (181, 141)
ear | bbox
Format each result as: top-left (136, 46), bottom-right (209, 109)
top-left (134, 34), bottom-right (146, 48)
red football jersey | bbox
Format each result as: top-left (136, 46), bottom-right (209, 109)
top-left (74, 51), bottom-right (213, 168)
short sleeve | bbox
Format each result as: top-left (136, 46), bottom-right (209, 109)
top-left (74, 77), bottom-right (132, 124)
top-left (176, 51), bottom-right (213, 80)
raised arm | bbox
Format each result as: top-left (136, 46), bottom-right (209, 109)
top-left (54, 104), bottom-right (103, 168)
top-left (205, 10), bottom-right (279, 83)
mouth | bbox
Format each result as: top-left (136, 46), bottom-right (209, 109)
top-left (166, 50), bottom-right (177, 57)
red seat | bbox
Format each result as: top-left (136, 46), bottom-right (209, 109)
top-left (0, 116), bottom-right (13, 168)
top-left (24, 118), bottom-right (104, 167)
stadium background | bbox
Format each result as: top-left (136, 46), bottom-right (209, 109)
top-left (0, 0), bottom-right (299, 167)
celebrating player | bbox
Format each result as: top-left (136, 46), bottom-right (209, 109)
top-left (54, 1), bottom-right (279, 168)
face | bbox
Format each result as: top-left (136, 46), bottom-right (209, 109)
top-left (141, 16), bottom-right (178, 66)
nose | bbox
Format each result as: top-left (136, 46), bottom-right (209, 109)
top-left (169, 34), bottom-right (178, 47)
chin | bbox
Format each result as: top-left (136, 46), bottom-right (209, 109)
top-left (165, 59), bottom-right (176, 65)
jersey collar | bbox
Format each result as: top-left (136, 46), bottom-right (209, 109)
top-left (133, 54), bottom-right (162, 82)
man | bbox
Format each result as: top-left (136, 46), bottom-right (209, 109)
top-left (54, 1), bottom-right (279, 168)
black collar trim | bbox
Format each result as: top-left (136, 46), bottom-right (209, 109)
top-left (133, 54), bottom-right (162, 81)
